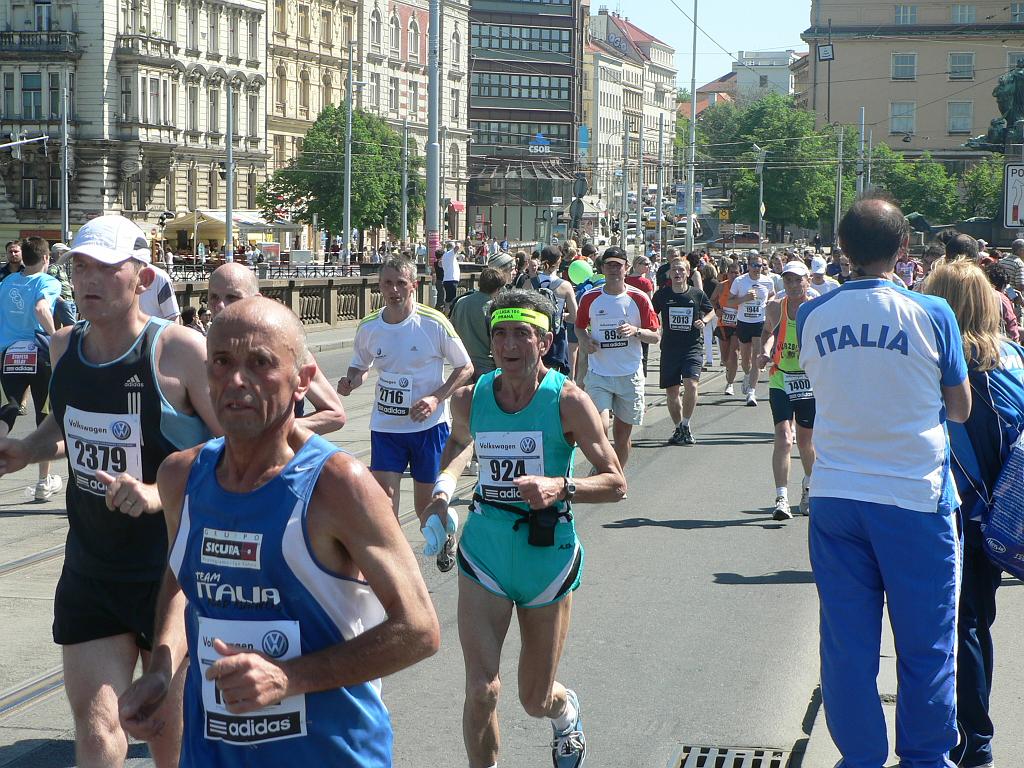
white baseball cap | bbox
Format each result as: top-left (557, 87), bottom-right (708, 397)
top-left (67, 215), bottom-right (152, 265)
top-left (810, 256), bottom-right (827, 274)
top-left (782, 261), bottom-right (809, 277)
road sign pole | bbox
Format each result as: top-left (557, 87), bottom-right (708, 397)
top-left (656, 113), bottom-right (665, 249)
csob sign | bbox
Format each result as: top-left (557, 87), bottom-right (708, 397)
top-left (528, 132), bottom-right (552, 155)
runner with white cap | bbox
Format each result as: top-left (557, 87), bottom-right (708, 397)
top-left (809, 256), bottom-right (840, 295)
top-left (727, 251), bottom-right (775, 406)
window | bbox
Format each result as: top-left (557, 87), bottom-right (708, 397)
top-left (276, 65), bottom-right (287, 109)
top-left (891, 52), bottom-right (917, 80)
top-left (187, 166), bottom-right (197, 209)
top-left (949, 52), bottom-right (974, 79)
top-left (47, 164), bottom-right (59, 210)
top-left (208, 87), bottom-right (219, 132)
top-left (952, 4), bottom-right (976, 23)
top-left (890, 101), bottom-right (915, 134)
top-left (273, 134), bottom-right (286, 166)
top-left (451, 30), bottom-right (461, 64)
top-left (343, 15), bottom-right (352, 45)
top-left (389, 15), bottom-right (400, 54)
top-left (948, 101), bottom-right (973, 133)
top-left (162, 79), bottom-right (169, 124)
top-left (388, 76), bottom-right (399, 111)
top-left (408, 19), bottom-right (419, 60)
top-left (165, 0), bottom-right (175, 42)
top-left (150, 77), bottom-right (160, 122)
top-left (48, 72), bottom-right (60, 118)
top-left (187, 84), bottom-right (198, 130)
top-left (187, 4), bottom-right (198, 48)
top-left (322, 72), bottom-right (332, 106)
top-left (165, 168), bottom-right (175, 209)
top-left (248, 16), bottom-right (258, 59)
top-left (230, 87), bottom-right (239, 134)
top-left (409, 79), bottom-right (418, 116)
top-left (3, 74), bottom-right (14, 118)
top-left (34, 0), bottom-right (51, 31)
top-left (208, 7), bottom-right (219, 53)
top-left (759, 74), bottom-right (768, 87)
top-left (299, 71), bottom-right (310, 114)
top-left (247, 170), bottom-right (256, 208)
top-left (321, 9), bottom-right (332, 44)
top-left (274, 0), bottom-right (285, 34)
top-left (21, 176), bottom-right (36, 209)
top-left (470, 73), bottom-right (572, 101)
top-left (369, 10), bottom-right (381, 51)
top-left (208, 167), bottom-right (218, 207)
top-left (450, 87), bottom-right (459, 120)
top-left (141, 78), bottom-right (148, 122)
top-left (469, 24), bottom-right (572, 55)
top-left (1014, 3), bottom-right (1024, 23)
top-left (170, 81), bottom-right (177, 124)
top-left (894, 4), bottom-right (917, 24)
top-left (449, 143), bottom-right (459, 181)
top-left (297, 5), bottom-right (309, 39)
top-left (247, 92), bottom-right (258, 136)
top-left (370, 72), bottom-right (380, 108)
top-left (228, 12), bottom-right (238, 57)
top-left (470, 120), bottom-right (572, 152)
top-left (21, 72), bottom-right (42, 119)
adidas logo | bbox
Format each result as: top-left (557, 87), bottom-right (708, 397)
top-left (124, 375), bottom-right (144, 389)
top-left (410, 345), bottom-right (419, 352)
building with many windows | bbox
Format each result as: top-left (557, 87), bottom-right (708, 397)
top-left (732, 50), bottom-right (799, 101)
top-left (466, 0), bottom-right (584, 243)
top-left (801, 0), bottom-right (1023, 160)
top-left (0, 0), bottom-right (269, 245)
top-left (582, 36), bottom-right (625, 211)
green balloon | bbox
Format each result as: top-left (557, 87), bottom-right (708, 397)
top-left (568, 259), bottom-right (594, 285)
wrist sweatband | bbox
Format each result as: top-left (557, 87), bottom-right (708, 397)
top-left (490, 307), bottom-right (550, 332)
top-left (432, 471), bottom-right (457, 500)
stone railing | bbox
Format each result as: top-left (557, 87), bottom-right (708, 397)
top-left (173, 274), bottom-right (480, 329)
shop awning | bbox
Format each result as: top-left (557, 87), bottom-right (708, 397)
top-left (449, 200), bottom-right (466, 213)
top-left (161, 209), bottom-right (302, 240)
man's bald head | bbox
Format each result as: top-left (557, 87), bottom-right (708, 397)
top-left (209, 296), bottom-right (308, 371)
top-left (837, 196), bottom-right (910, 269)
top-left (208, 262), bottom-right (260, 317)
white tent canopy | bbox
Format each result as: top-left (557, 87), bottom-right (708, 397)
top-left (161, 209), bottom-right (302, 242)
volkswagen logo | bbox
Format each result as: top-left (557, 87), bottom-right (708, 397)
top-left (520, 437), bottom-right (537, 453)
top-left (110, 421), bottom-right (132, 440)
top-left (986, 537), bottom-right (1007, 554)
top-left (399, 377), bottom-right (410, 388)
top-left (261, 630), bottom-right (289, 658)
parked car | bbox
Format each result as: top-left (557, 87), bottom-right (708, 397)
top-left (711, 231), bottom-right (767, 246)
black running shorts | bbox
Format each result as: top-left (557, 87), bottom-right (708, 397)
top-left (736, 320), bottom-right (764, 344)
top-left (769, 387), bottom-right (816, 429)
top-left (52, 567), bottom-right (161, 650)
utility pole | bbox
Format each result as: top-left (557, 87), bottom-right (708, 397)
top-left (636, 118), bottom-right (644, 253)
top-left (426, 0), bottom-right (441, 258)
top-left (344, 41), bottom-right (354, 265)
top-left (826, 18), bottom-right (833, 124)
top-left (686, 0), bottom-right (698, 251)
top-left (620, 132), bottom-right (628, 236)
top-left (856, 106), bottom-right (865, 197)
top-left (225, 80), bottom-right (234, 261)
top-left (834, 125), bottom-right (844, 244)
top-left (753, 143), bottom-right (766, 242)
top-left (401, 118), bottom-right (409, 245)
top-left (656, 113), bottom-right (665, 248)
top-left (60, 73), bottom-right (70, 243)
top-left (866, 129), bottom-right (873, 190)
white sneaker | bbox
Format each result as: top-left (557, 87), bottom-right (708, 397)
top-left (773, 495), bottom-right (792, 521)
top-left (35, 474), bottom-right (62, 501)
top-left (745, 390), bottom-right (757, 407)
top-left (724, 383), bottom-right (734, 396)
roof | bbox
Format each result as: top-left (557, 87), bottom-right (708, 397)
top-left (677, 92), bottom-right (734, 120)
top-left (697, 71), bottom-right (736, 94)
top-left (609, 13), bottom-right (668, 47)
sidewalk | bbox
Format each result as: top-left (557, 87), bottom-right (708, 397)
top-left (305, 318), bottom-right (361, 354)
top-left (800, 584), bottom-right (1024, 767)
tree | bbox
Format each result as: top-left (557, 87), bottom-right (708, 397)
top-left (961, 155), bottom-right (1003, 219)
top-left (870, 144), bottom-right (960, 223)
top-left (257, 105), bottom-right (425, 236)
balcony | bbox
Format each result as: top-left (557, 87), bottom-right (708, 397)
top-left (0, 31), bottom-right (81, 59)
top-left (115, 34), bottom-right (177, 63)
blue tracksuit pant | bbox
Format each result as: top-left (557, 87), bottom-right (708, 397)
top-left (809, 497), bottom-right (960, 768)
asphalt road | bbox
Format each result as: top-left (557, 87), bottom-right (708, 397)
top-left (1, 342), bottom-right (1021, 768)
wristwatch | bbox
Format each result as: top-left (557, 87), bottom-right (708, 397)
top-left (563, 477), bottom-right (576, 502)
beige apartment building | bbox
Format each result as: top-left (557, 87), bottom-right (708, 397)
top-left (801, 1), bottom-right (1024, 160)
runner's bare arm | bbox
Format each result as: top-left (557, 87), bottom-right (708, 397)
top-left (758, 300), bottom-right (783, 365)
top-left (118, 447), bottom-right (200, 739)
top-left (412, 361), bottom-right (473, 423)
top-left (296, 361), bottom-right (347, 435)
top-left (205, 454), bottom-right (440, 711)
top-left (336, 365), bottom-right (369, 396)
top-left (419, 385), bottom-right (474, 528)
top-left (159, 324), bottom-right (223, 436)
top-left (556, 381), bottom-right (625, 502)
top-left (560, 281), bottom-right (578, 325)
top-left (34, 299), bottom-right (56, 336)
top-left (942, 379), bottom-right (972, 424)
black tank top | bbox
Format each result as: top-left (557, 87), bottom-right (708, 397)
top-left (50, 320), bottom-right (198, 581)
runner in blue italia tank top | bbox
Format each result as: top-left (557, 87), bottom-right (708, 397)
top-left (119, 297), bottom-right (440, 768)
top-left (419, 289), bottom-right (626, 768)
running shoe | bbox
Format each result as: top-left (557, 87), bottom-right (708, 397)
top-left (35, 474), bottom-right (63, 501)
top-left (17, 403), bottom-right (27, 416)
top-left (724, 383), bottom-right (734, 396)
top-left (745, 390), bottom-right (757, 407)
top-left (551, 689), bottom-right (587, 768)
top-left (668, 424), bottom-right (686, 445)
top-left (799, 485), bottom-right (810, 516)
top-left (741, 380), bottom-right (750, 395)
top-left (773, 495), bottom-right (792, 521)
top-left (436, 533), bottom-right (457, 573)
top-left (680, 425), bottom-right (696, 445)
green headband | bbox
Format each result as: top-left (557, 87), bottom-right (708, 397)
top-left (490, 307), bottom-right (550, 332)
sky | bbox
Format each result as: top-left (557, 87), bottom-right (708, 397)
top-left (605, 0), bottom-right (813, 88)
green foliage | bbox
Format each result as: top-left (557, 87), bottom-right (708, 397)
top-left (257, 105), bottom-right (424, 236)
top-left (961, 155), bottom-right (1003, 218)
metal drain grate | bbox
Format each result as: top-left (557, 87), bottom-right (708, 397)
top-left (670, 745), bottom-right (792, 768)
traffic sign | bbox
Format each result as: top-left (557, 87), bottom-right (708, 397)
top-left (552, 196), bottom-right (563, 205)
top-left (1005, 163), bottom-right (1024, 228)
top-left (718, 209), bottom-right (730, 221)
top-left (759, 202), bottom-right (766, 218)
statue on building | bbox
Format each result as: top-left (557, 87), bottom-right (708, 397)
top-left (966, 66), bottom-right (1024, 152)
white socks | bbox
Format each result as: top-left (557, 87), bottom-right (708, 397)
top-left (679, 417), bottom-right (690, 427)
top-left (551, 696), bottom-right (577, 733)
top-left (776, 486), bottom-right (788, 498)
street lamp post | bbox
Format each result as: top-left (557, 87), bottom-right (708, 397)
top-left (685, 0), bottom-right (698, 251)
top-left (752, 143), bottom-right (766, 242)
